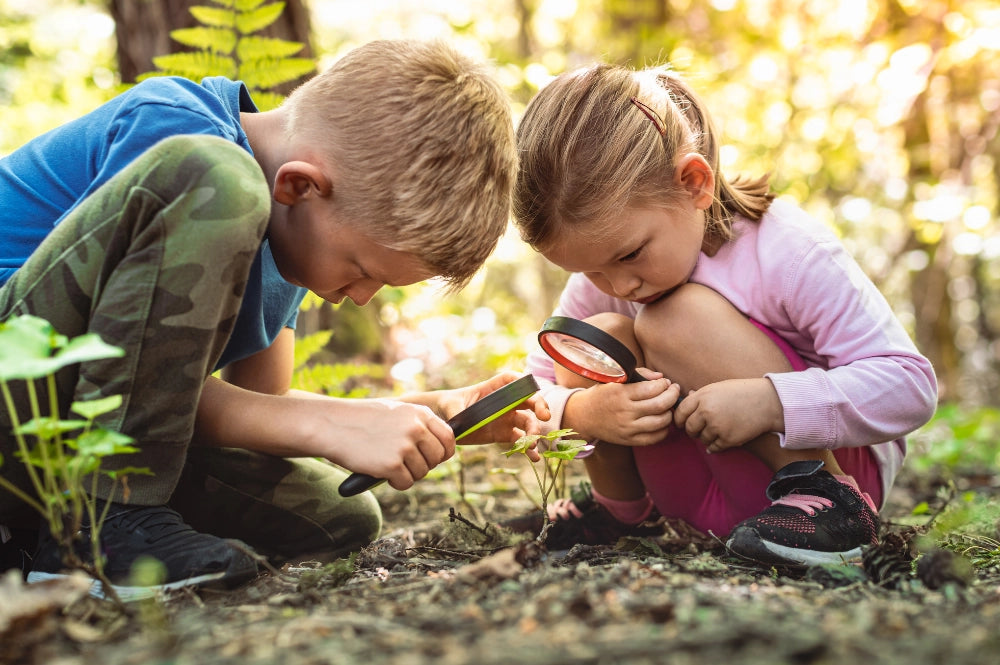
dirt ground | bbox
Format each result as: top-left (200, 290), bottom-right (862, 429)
top-left (4, 450), bottom-right (999, 665)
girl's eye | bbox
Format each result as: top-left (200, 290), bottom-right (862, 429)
top-left (619, 246), bottom-right (643, 262)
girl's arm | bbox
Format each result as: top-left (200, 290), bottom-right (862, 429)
top-left (769, 236), bottom-right (938, 450)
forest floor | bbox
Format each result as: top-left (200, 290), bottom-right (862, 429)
top-left (4, 449), bottom-right (1000, 665)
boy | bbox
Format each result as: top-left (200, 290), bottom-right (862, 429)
top-left (0, 39), bottom-right (543, 596)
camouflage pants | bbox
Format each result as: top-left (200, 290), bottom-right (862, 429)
top-left (0, 135), bottom-right (380, 562)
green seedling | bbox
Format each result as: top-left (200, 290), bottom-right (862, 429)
top-left (504, 428), bottom-right (592, 544)
top-left (0, 314), bottom-right (151, 605)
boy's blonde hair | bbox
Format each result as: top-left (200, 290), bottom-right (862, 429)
top-left (284, 40), bottom-right (516, 289)
top-left (513, 64), bottom-right (773, 251)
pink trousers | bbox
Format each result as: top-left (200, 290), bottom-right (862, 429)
top-left (633, 321), bottom-right (883, 537)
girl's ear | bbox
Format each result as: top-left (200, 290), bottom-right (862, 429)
top-left (272, 161), bottom-right (333, 205)
top-left (674, 154), bottom-right (715, 210)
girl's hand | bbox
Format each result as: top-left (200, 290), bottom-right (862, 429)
top-left (562, 371), bottom-right (681, 446)
top-left (673, 378), bottom-right (784, 453)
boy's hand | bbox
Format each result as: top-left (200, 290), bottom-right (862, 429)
top-left (562, 370), bottom-right (680, 446)
top-left (434, 371), bottom-right (551, 461)
top-left (673, 378), bottom-right (784, 453)
top-left (331, 399), bottom-right (457, 491)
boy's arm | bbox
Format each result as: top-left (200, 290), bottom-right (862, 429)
top-left (194, 329), bottom-right (455, 490)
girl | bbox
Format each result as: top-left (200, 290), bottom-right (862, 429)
top-left (511, 64), bottom-right (938, 566)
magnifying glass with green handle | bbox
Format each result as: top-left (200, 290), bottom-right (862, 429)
top-left (338, 374), bottom-right (540, 497)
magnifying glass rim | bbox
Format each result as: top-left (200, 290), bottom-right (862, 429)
top-left (538, 316), bottom-right (636, 384)
top-left (447, 373), bottom-right (539, 437)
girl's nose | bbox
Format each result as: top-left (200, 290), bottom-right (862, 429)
top-left (609, 272), bottom-right (641, 298)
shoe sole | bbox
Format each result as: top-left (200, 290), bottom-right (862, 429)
top-left (726, 527), bottom-right (864, 568)
top-left (26, 568), bottom-right (254, 602)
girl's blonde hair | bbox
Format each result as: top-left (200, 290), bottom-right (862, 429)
top-left (284, 40), bottom-right (516, 290)
top-left (513, 64), bottom-right (773, 251)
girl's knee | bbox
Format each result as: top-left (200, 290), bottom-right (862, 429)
top-left (635, 283), bottom-right (737, 352)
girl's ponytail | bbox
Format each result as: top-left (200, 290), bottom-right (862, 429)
top-left (654, 72), bottom-right (774, 243)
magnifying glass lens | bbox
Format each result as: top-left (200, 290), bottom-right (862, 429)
top-left (543, 332), bottom-right (627, 379)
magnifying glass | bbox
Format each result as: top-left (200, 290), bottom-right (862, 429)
top-left (338, 373), bottom-right (540, 497)
top-left (537, 316), bottom-right (647, 384)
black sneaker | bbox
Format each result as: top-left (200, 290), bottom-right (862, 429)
top-left (503, 482), bottom-right (661, 550)
top-left (26, 503), bottom-right (258, 601)
top-left (726, 460), bottom-right (880, 567)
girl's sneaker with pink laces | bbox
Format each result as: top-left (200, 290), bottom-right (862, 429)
top-left (726, 460), bottom-right (880, 567)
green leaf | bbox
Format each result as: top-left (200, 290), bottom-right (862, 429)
top-left (151, 52), bottom-right (237, 79)
top-left (233, 0), bottom-right (269, 11)
top-left (238, 57), bottom-right (315, 89)
top-left (189, 6), bottom-right (236, 28)
top-left (0, 314), bottom-right (64, 380)
top-left (247, 91), bottom-right (285, 112)
top-left (75, 429), bottom-right (137, 458)
top-left (16, 417), bottom-right (88, 438)
top-left (104, 466), bottom-right (154, 479)
top-left (171, 26), bottom-right (237, 54)
top-left (53, 333), bottom-right (124, 368)
top-left (235, 2), bottom-right (285, 34)
top-left (71, 395), bottom-right (123, 421)
top-left (236, 36), bottom-right (304, 61)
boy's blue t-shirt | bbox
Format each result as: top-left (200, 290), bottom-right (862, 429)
top-left (0, 76), bottom-right (306, 370)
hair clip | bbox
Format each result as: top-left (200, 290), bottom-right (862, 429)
top-left (630, 96), bottom-right (667, 136)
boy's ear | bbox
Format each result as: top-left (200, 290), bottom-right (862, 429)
top-left (674, 154), bottom-right (715, 210)
top-left (272, 161), bottom-right (333, 205)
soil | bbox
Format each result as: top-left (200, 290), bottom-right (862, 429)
top-left (3, 451), bottom-right (999, 665)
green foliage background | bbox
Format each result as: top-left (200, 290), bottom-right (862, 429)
top-left (2, 0), bottom-right (1000, 488)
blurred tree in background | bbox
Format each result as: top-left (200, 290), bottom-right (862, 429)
top-left (2, 0), bottom-right (998, 410)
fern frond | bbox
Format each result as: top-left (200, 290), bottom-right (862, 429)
top-left (189, 6), bottom-right (237, 28)
top-left (246, 90), bottom-right (285, 111)
top-left (238, 58), bottom-right (315, 90)
top-left (233, 0), bottom-right (270, 11)
top-left (236, 36), bottom-right (304, 61)
top-left (152, 52), bottom-right (236, 80)
top-left (171, 27), bottom-right (238, 54)
top-left (235, 1), bottom-right (286, 34)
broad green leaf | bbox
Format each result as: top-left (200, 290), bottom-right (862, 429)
top-left (16, 417), bottom-right (88, 438)
top-left (0, 314), bottom-right (65, 380)
top-left (71, 395), bottom-right (123, 421)
top-left (235, 2), bottom-right (285, 34)
top-left (53, 333), bottom-right (124, 368)
top-left (75, 429), bottom-right (137, 458)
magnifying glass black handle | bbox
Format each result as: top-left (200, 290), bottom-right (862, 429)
top-left (339, 472), bottom-right (383, 497)
top-left (338, 374), bottom-right (540, 497)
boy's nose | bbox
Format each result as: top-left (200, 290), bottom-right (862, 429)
top-left (345, 281), bottom-right (383, 306)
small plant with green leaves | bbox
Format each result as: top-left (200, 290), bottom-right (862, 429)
top-left (141, 0), bottom-right (316, 110)
top-left (0, 314), bottom-right (151, 605)
top-left (503, 428), bottom-right (592, 544)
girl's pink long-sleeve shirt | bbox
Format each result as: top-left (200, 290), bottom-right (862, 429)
top-left (526, 199), bottom-right (939, 501)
